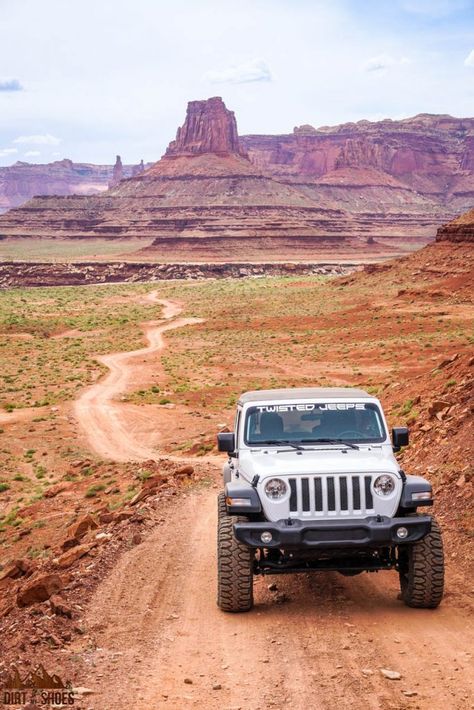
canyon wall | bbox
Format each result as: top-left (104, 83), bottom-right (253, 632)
top-left (0, 99), bottom-right (472, 261)
top-left (0, 158), bottom-right (148, 213)
top-left (240, 114), bottom-right (474, 215)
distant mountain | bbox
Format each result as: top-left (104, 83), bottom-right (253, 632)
top-left (0, 157), bottom-right (149, 213)
top-left (241, 113), bottom-right (474, 216)
top-left (0, 98), bottom-right (472, 261)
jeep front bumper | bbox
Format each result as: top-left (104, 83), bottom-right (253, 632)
top-left (233, 515), bottom-right (432, 549)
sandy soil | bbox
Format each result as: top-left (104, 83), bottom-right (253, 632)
top-left (84, 488), bottom-right (473, 710)
top-left (70, 289), bottom-right (473, 710)
top-left (1, 248), bottom-right (472, 710)
top-left (73, 293), bottom-right (203, 461)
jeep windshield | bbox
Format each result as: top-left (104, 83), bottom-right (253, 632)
top-left (244, 402), bottom-right (386, 446)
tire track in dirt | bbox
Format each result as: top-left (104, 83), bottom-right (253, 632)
top-left (73, 291), bottom-right (473, 710)
top-left (84, 487), bottom-right (474, 710)
top-left (73, 292), bottom-right (203, 461)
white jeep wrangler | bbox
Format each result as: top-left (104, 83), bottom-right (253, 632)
top-left (217, 387), bottom-right (444, 612)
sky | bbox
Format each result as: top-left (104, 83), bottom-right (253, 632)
top-left (0, 0), bottom-right (474, 166)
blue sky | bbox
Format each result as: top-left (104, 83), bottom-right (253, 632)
top-left (0, 0), bottom-right (473, 166)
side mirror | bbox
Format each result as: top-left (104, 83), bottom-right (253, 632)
top-left (392, 427), bottom-right (409, 451)
top-left (217, 432), bottom-right (235, 454)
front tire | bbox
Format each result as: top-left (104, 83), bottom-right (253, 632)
top-left (398, 516), bottom-right (444, 608)
top-left (217, 492), bottom-right (254, 612)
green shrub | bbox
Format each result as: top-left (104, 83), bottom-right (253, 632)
top-left (85, 483), bottom-right (106, 498)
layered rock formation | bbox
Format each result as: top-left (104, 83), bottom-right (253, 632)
top-left (109, 155), bottom-right (124, 188)
top-left (0, 98), bottom-right (365, 260)
top-left (0, 260), bottom-right (352, 289)
top-left (166, 96), bottom-right (245, 157)
top-left (436, 208), bottom-right (474, 242)
top-left (0, 99), bottom-right (472, 261)
top-left (240, 114), bottom-right (474, 218)
top-left (0, 158), bottom-right (147, 213)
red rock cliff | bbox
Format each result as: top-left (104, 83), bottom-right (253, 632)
top-left (436, 208), bottom-right (474, 242)
top-left (165, 97), bottom-right (246, 157)
top-left (240, 114), bottom-right (474, 213)
top-left (0, 158), bottom-right (148, 213)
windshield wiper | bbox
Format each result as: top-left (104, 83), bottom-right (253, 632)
top-left (300, 438), bottom-right (360, 451)
top-left (259, 439), bottom-right (304, 451)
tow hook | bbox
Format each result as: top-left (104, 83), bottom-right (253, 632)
top-left (251, 474), bottom-right (260, 488)
top-left (376, 515), bottom-right (383, 523)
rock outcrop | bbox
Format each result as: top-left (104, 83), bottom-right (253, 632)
top-left (0, 158), bottom-right (149, 213)
top-left (0, 98), bottom-right (366, 260)
top-left (240, 114), bottom-right (474, 216)
top-left (0, 260), bottom-right (353, 289)
top-left (165, 96), bottom-right (245, 157)
top-left (17, 573), bottom-right (63, 607)
top-left (436, 208), bottom-right (474, 242)
top-left (109, 155), bottom-right (124, 188)
top-left (0, 100), bottom-right (472, 260)
top-left (131, 159), bottom-right (145, 177)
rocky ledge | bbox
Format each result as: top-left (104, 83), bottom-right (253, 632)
top-left (436, 207), bottom-right (474, 242)
top-left (0, 261), bottom-right (355, 289)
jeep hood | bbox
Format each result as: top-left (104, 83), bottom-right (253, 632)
top-left (238, 446), bottom-right (400, 482)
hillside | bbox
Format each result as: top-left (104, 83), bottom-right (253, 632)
top-left (436, 206), bottom-right (474, 242)
top-left (0, 234), bottom-right (472, 708)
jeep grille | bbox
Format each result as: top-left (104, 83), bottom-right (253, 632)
top-left (288, 474), bottom-right (374, 517)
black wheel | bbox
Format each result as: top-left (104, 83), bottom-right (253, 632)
top-left (217, 492), bottom-right (254, 612)
top-left (398, 516), bottom-right (444, 608)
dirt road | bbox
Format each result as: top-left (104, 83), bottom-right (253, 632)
top-left (70, 290), bottom-right (472, 710)
top-left (84, 487), bottom-right (473, 710)
top-left (73, 294), bottom-right (203, 461)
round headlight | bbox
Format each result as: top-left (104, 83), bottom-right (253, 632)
top-left (264, 478), bottom-right (288, 500)
top-left (373, 474), bottom-right (395, 496)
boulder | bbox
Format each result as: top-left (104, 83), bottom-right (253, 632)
top-left (428, 399), bottom-right (452, 417)
top-left (0, 558), bottom-right (33, 581)
top-left (67, 513), bottom-right (98, 540)
top-left (175, 465), bottom-right (194, 477)
top-left (17, 573), bottom-right (64, 607)
top-left (49, 594), bottom-right (73, 618)
top-left (56, 544), bottom-right (92, 568)
top-left (143, 474), bottom-right (168, 490)
top-left (44, 482), bottom-right (69, 498)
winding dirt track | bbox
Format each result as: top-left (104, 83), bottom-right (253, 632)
top-left (73, 293), bottom-right (472, 710)
top-left (73, 293), bottom-right (202, 461)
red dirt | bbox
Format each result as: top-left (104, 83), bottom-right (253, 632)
top-left (74, 294), bottom-right (203, 461)
top-left (0, 239), bottom-right (472, 710)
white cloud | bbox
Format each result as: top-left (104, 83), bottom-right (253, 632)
top-left (13, 133), bottom-right (61, 146)
top-left (204, 57), bottom-right (272, 84)
top-left (364, 55), bottom-right (410, 73)
top-left (24, 150), bottom-right (41, 157)
top-left (464, 50), bottom-right (474, 67)
top-left (0, 77), bottom-right (22, 91)
top-left (0, 147), bottom-right (18, 157)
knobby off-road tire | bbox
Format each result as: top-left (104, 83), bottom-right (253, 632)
top-left (399, 516), bottom-right (444, 608)
top-left (217, 492), bottom-right (254, 612)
